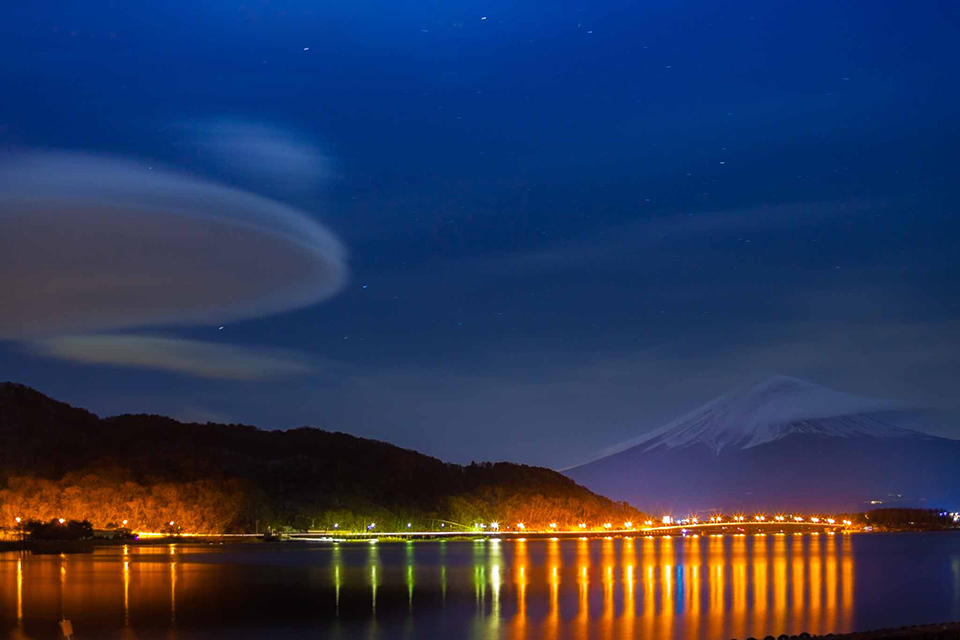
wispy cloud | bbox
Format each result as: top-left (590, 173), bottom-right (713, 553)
top-left (33, 335), bottom-right (316, 380)
top-left (474, 200), bottom-right (871, 277)
top-left (174, 118), bottom-right (335, 196)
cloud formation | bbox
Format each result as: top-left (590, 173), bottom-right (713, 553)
top-left (0, 151), bottom-right (346, 338)
top-left (34, 335), bottom-right (316, 380)
top-left (0, 150), bottom-right (347, 378)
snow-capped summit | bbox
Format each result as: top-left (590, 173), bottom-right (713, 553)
top-left (564, 376), bottom-right (960, 512)
top-left (617, 375), bottom-right (910, 455)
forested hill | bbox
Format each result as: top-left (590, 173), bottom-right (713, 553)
top-left (0, 382), bottom-right (644, 533)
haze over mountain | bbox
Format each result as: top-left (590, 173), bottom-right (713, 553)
top-left (565, 376), bottom-right (960, 514)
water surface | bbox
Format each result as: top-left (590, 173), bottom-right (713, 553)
top-left (2, 533), bottom-right (959, 639)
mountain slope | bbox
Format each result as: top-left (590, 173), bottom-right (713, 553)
top-left (0, 382), bottom-right (644, 532)
top-left (565, 376), bottom-right (960, 513)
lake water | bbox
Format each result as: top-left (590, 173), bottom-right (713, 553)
top-left (1, 533), bottom-right (959, 639)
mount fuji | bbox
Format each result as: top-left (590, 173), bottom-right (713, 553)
top-left (564, 376), bottom-right (960, 513)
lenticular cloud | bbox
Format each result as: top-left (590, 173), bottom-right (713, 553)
top-left (0, 151), bottom-right (347, 339)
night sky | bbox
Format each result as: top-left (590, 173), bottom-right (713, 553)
top-left (2, 0), bottom-right (959, 469)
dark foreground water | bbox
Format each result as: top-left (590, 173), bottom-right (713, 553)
top-left (1, 533), bottom-right (959, 639)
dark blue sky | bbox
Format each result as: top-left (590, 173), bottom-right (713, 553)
top-left (2, 0), bottom-right (959, 467)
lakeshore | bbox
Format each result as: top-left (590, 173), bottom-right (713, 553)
top-left (731, 622), bottom-right (960, 639)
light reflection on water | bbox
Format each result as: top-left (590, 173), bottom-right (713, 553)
top-left (1, 533), bottom-right (959, 639)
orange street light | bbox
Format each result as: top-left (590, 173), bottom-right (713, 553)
top-left (549, 523), bottom-right (557, 529)
top-left (517, 523), bottom-right (525, 530)
top-left (624, 521), bottom-right (633, 529)
top-left (58, 518), bottom-right (65, 524)
top-left (579, 523), bottom-right (587, 529)
top-left (603, 522), bottom-right (612, 529)
top-left (15, 517), bottom-right (21, 524)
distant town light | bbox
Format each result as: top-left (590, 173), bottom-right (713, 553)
top-left (333, 523), bottom-right (339, 529)
top-left (407, 523), bottom-right (412, 528)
